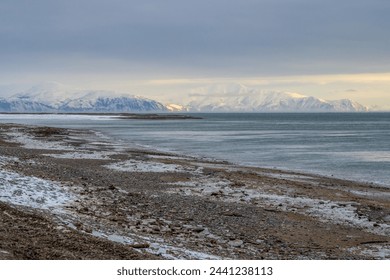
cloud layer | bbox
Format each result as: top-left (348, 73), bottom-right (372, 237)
top-left (1, 0), bottom-right (390, 76)
top-left (1, 1), bottom-right (389, 108)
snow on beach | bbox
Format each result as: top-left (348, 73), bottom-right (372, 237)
top-left (169, 169), bottom-right (390, 237)
top-left (1, 123), bottom-right (389, 259)
top-left (105, 159), bottom-right (195, 173)
top-left (0, 156), bottom-right (74, 211)
top-left (44, 151), bottom-right (118, 160)
top-left (1, 154), bottom-right (219, 259)
top-left (105, 155), bottom-right (390, 243)
top-left (4, 126), bottom-right (125, 160)
top-left (6, 130), bottom-right (72, 150)
top-left (100, 151), bottom-right (390, 239)
top-left (90, 228), bottom-right (221, 260)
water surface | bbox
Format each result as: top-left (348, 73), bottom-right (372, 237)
top-left (1, 113), bottom-right (389, 187)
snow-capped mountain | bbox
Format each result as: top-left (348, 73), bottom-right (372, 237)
top-left (59, 91), bottom-right (167, 112)
top-left (165, 103), bottom-right (189, 112)
top-left (0, 82), bottom-right (169, 113)
top-left (0, 82), bottom-right (370, 113)
top-left (0, 98), bottom-right (54, 112)
top-left (187, 84), bottom-right (369, 112)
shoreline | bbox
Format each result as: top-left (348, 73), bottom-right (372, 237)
top-left (1, 112), bottom-right (389, 188)
top-left (92, 129), bottom-right (390, 190)
top-left (0, 112), bottom-right (202, 120)
top-left (0, 123), bottom-right (389, 259)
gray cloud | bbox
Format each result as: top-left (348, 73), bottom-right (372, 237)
top-left (1, 0), bottom-right (390, 77)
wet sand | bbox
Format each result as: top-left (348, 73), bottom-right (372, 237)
top-left (0, 123), bottom-right (389, 259)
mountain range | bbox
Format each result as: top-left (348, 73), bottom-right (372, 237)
top-left (0, 82), bottom-right (169, 113)
top-left (0, 82), bottom-right (369, 113)
top-left (187, 84), bottom-right (369, 112)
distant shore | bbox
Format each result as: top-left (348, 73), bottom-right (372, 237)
top-left (0, 112), bottom-right (201, 120)
top-left (0, 123), bottom-right (389, 259)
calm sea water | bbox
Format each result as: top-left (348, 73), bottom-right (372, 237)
top-left (1, 113), bottom-right (389, 187)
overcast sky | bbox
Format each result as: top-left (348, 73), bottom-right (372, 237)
top-left (1, 0), bottom-right (389, 107)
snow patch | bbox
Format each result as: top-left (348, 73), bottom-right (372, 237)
top-left (147, 154), bottom-right (190, 160)
top-left (170, 172), bottom-right (390, 235)
top-left (171, 177), bottom-right (232, 196)
top-left (90, 229), bottom-right (220, 260)
top-left (0, 155), bottom-right (19, 165)
top-left (105, 159), bottom-right (190, 173)
top-left (6, 131), bottom-right (71, 150)
top-left (257, 193), bottom-right (390, 235)
top-left (348, 244), bottom-right (390, 259)
top-left (349, 189), bottom-right (390, 199)
top-left (44, 151), bottom-right (117, 160)
top-left (0, 156), bottom-right (74, 210)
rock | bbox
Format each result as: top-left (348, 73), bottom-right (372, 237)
top-left (150, 225), bottom-right (160, 232)
top-left (222, 212), bottom-right (243, 217)
top-left (192, 227), bottom-right (205, 233)
top-left (84, 227), bottom-right (93, 234)
top-left (161, 227), bottom-right (171, 233)
top-left (129, 243), bottom-right (150, 249)
top-left (74, 222), bottom-right (82, 229)
top-left (201, 228), bottom-right (211, 236)
top-left (228, 239), bottom-right (244, 247)
top-left (383, 215), bottom-right (390, 222)
top-left (142, 218), bottom-right (157, 225)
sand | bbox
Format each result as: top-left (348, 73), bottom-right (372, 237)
top-left (0, 123), bottom-right (389, 259)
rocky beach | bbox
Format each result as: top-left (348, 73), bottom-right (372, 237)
top-left (0, 123), bottom-right (389, 260)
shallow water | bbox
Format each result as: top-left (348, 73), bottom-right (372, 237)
top-left (1, 113), bottom-right (389, 187)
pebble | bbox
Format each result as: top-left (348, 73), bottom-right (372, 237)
top-left (192, 227), bottom-right (205, 233)
top-left (228, 240), bottom-right (244, 247)
top-left (142, 218), bottom-right (157, 225)
top-left (129, 243), bottom-right (150, 249)
top-left (383, 215), bottom-right (390, 222)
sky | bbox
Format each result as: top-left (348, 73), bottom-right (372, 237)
top-left (1, 0), bottom-right (390, 108)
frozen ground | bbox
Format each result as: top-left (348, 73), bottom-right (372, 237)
top-left (6, 130), bottom-right (72, 150)
top-left (105, 159), bottom-right (195, 173)
top-left (90, 228), bottom-right (221, 260)
top-left (43, 151), bottom-right (118, 160)
top-left (0, 156), bottom-right (74, 211)
top-left (1, 123), bottom-right (388, 260)
top-left (170, 170), bottom-right (390, 237)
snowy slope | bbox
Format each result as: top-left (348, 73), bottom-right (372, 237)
top-left (0, 82), bottom-right (370, 113)
top-left (166, 103), bottom-right (189, 112)
top-left (0, 97), bottom-right (54, 112)
top-left (1, 82), bottom-right (168, 113)
top-left (187, 84), bottom-right (369, 112)
top-left (13, 82), bottom-right (79, 108)
top-left (59, 91), bottom-right (167, 112)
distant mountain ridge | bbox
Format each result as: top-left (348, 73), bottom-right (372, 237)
top-left (0, 82), bottom-right (370, 113)
top-left (0, 82), bottom-right (169, 113)
top-left (187, 84), bottom-right (369, 112)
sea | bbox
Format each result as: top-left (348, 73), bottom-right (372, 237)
top-left (1, 112), bottom-right (389, 187)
